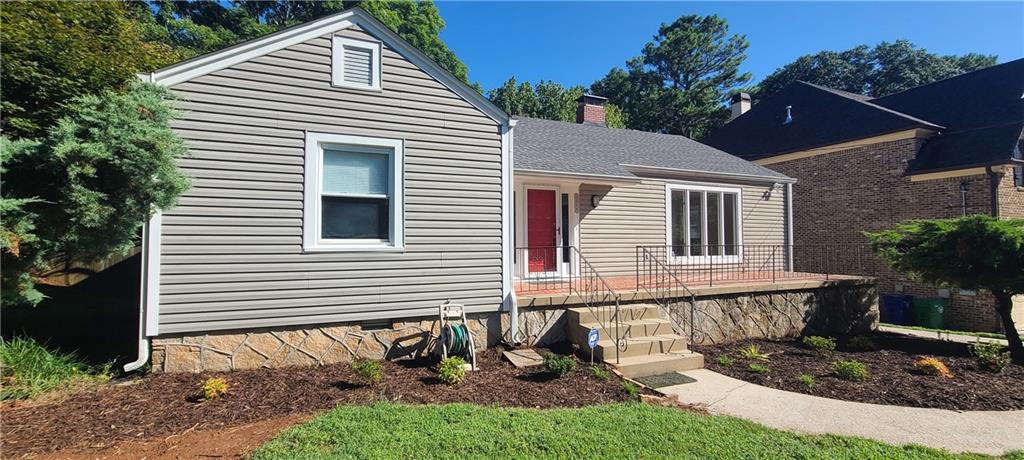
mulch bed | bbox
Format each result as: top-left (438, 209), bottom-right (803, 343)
top-left (693, 332), bottom-right (1024, 411)
top-left (1, 347), bottom-right (639, 458)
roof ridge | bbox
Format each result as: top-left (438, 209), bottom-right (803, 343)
top-left (796, 81), bottom-right (943, 129)
top-left (874, 57), bottom-right (1022, 102)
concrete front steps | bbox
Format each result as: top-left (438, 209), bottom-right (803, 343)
top-left (568, 304), bottom-right (704, 378)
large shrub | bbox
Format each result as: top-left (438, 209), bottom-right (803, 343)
top-left (1, 83), bottom-right (190, 306)
top-left (866, 216), bottom-right (1024, 364)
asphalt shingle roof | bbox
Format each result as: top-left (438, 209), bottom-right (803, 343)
top-left (705, 59), bottom-right (1024, 175)
top-left (513, 117), bottom-right (790, 181)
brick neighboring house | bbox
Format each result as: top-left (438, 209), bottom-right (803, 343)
top-left (705, 59), bottom-right (1024, 332)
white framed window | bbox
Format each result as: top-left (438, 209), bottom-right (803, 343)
top-left (303, 132), bottom-right (404, 252)
top-left (665, 183), bottom-right (742, 263)
top-left (332, 36), bottom-right (382, 90)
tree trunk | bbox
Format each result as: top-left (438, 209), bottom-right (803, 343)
top-left (991, 289), bottom-right (1024, 365)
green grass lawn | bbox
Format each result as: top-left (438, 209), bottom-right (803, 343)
top-left (252, 403), bottom-right (1021, 460)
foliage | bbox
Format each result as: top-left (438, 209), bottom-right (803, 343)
top-left (970, 342), bottom-right (1011, 373)
top-left (621, 380), bottom-right (640, 400)
top-left (913, 357), bottom-right (954, 379)
top-left (714, 355), bottom-right (734, 367)
top-left (802, 336), bottom-right (837, 354)
top-left (0, 337), bottom-right (110, 400)
top-left (487, 78), bottom-right (626, 128)
top-left (844, 336), bottom-right (878, 352)
top-left (591, 14), bottom-right (750, 138)
top-left (748, 363), bottom-right (769, 374)
top-left (798, 373), bottom-right (816, 388)
top-left (350, 358), bottom-right (384, 386)
top-left (589, 364), bottom-right (611, 381)
top-left (0, 1), bottom-right (178, 139)
top-left (252, 403), bottom-right (993, 459)
top-left (544, 352), bottom-right (577, 378)
top-left (735, 343), bottom-right (770, 361)
top-left (753, 40), bottom-right (997, 100)
top-left (198, 377), bottom-right (229, 401)
top-left (437, 356), bottom-right (466, 386)
top-left (1, 83), bottom-right (191, 307)
top-left (866, 216), bottom-right (1024, 363)
top-left (832, 360), bottom-right (870, 382)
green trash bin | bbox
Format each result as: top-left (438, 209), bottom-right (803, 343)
top-left (913, 298), bottom-right (948, 329)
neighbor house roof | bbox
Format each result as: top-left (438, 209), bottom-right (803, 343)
top-left (705, 59), bottom-right (1024, 175)
top-left (513, 117), bottom-right (792, 183)
top-left (701, 81), bottom-right (941, 161)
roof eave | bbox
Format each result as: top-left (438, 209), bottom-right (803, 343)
top-left (619, 164), bottom-right (796, 184)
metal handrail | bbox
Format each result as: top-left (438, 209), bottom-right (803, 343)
top-left (568, 246), bottom-right (624, 365)
top-left (636, 246), bottom-right (700, 344)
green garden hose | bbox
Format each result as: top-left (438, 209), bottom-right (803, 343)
top-left (444, 323), bottom-right (470, 355)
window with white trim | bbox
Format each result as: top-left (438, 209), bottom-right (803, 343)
top-left (332, 36), bottom-right (382, 90)
top-left (304, 133), bottom-right (403, 252)
top-left (667, 184), bottom-right (741, 260)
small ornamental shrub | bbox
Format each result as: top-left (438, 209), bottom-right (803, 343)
top-left (970, 342), bottom-right (1010, 373)
top-left (845, 335), bottom-right (878, 352)
top-left (437, 356), bottom-right (467, 386)
top-left (589, 365), bottom-right (611, 381)
top-left (802, 336), bottom-right (836, 354)
top-left (198, 377), bottom-right (228, 401)
top-left (798, 373), bottom-right (815, 388)
top-left (748, 363), bottom-right (769, 374)
top-left (544, 353), bottom-right (577, 378)
top-left (832, 360), bottom-right (869, 382)
top-left (350, 358), bottom-right (383, 386)
top-left (735, 344), bottom-right (770, 361)
top-left (715, 355), bottom-right (734, 367)
top-left (913, 357), bottom-right (954, 378)
top-left (622, 380), bottom-right (640, 400)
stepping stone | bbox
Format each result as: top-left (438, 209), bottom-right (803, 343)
top-left (503, 348), bottom-right (544, 367)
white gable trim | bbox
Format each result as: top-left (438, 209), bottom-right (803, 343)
top-left (145, 8), bottom-right (508, 124)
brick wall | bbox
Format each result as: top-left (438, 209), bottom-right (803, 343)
top-left (997, 167), bottom-right (1024, 218)
top-left (765, 137), bottom-right (1005, 331)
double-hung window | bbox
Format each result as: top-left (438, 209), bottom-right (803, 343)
top-left (667, 184), bottom-right (742, 262)
top-left (303, 133), bottom-right (404, 252)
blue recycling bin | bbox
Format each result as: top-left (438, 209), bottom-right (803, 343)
top-left (881, 294), bottom-right (913, 325)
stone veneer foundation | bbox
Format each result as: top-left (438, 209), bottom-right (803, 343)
top-left (152, 281), bottom-right (876, 373)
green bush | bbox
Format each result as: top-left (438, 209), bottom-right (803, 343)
top-left (748, 363), bottom-right (769, 374)
top-left (589, 365), bottom-right (611, 381)
top-left (350, 358), bottom-right (383, 386)
top-left (0, 336), bottom-right (110, 400)
top-left (845, 335), bottom-right (878, 351)
top-left (802, 336), bottom-right (836, 354)
top-left (832, 360), bottom-right (869, 381)
top-left (714, 355), bottom-right (734, 367)
top-left (437, 356), bottom-right (467, 386)
top-left (735, 344), bottom-right (770, 361)
top-left (970, 342), bottom-right (1010, 373)
top-left (798, 374), bottom-right (815, 388)
top-left (622, 380), bottom-right (640, 400)
top-left (544, 353), bottom-right (577, 377)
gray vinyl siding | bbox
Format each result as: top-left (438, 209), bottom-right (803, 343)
top-left (159, 26), bottom-right (503, 334)
top-left (578, 180), bottom-right (788, 277)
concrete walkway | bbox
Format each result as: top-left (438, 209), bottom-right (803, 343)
top-left (660, 369), bottom-right (1024, 455)
top-left (878, 324), bottom-right (1010, 346)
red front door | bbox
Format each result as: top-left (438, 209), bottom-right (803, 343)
top-left (527, 189), bottom-right (557, 273)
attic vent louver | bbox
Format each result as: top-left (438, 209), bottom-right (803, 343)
top-left (783, 105), bottom-right (793, 124)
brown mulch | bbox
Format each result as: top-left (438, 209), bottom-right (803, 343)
top-left (1, 348), bottom-right (638, 458)
top-left (693, 332), bottom-right (1024, 411)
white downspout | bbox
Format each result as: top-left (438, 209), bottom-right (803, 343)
top-left (504, 120), bottom-right (520, 345)
top-left (124, 218), bottom-right (151, 372)
top-left (786, 182), bottom-right (795, 271)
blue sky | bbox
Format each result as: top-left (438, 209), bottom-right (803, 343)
top-left (434, 2), bottom-right (1024, 92)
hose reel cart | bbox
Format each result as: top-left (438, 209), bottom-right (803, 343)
top-left (437, 301), bottom-right (477, 370)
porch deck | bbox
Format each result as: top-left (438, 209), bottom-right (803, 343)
top-left (515, 272), bottom-right (870, 307)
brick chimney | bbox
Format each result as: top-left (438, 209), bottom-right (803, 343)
top-left (576, 94), bottom-right (608, 126)
top-left (728, 92), bottom-right (751, 121)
